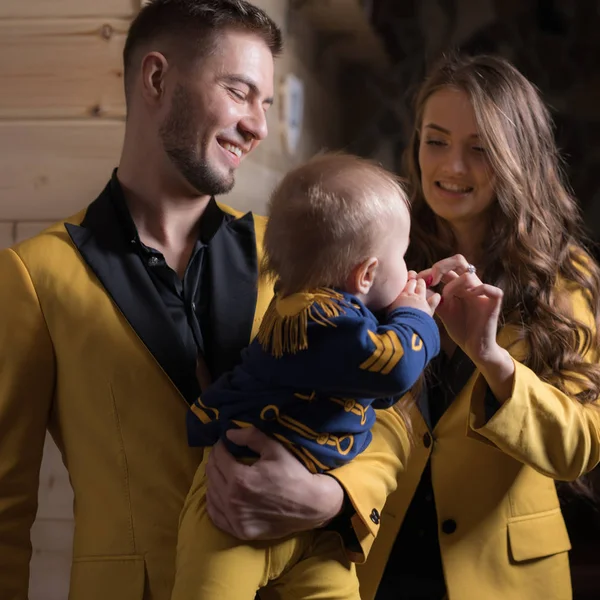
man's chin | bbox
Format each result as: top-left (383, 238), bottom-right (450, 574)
top-left (182, 166), bottom-right (235, 197)
top-left (218, 180), bottom-right (235, 196)
top-left (213, 169), bottom-right (235, 196)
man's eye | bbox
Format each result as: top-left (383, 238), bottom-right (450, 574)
top-left (230, 89), bottom-right (246, 100)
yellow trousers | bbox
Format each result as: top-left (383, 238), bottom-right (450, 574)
top-left (172, 454), bottom-right (360, 600)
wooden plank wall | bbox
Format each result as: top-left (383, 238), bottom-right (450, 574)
top-left (0, 5), bottom-right (137, 597)
top-left (0, 0), bottom-right (133, 255)
top-left (0, 0), bottom-right (344, 598)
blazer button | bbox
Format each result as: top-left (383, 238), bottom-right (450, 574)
top-left (370, 508), bottom-right (380, 525)
top-left (423, 432), bottom-right (432, 448)
top-left (442, 519), bottom-right (457, 534)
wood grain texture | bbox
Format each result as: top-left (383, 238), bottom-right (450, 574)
top-left (0, 121), bottom-right (124, 220)
top-left (29, 518), bottom-right (74, 600)
top-left (0, 223), bottom-right (14, 249)
top-left (0, 19), bottom-right (128, 119)
top-left (0, 0), bottom-right (139, 19)
top-left (15, 222), bottom-right (56, 244)
top-left (36, 434), bottom-right (74, 521)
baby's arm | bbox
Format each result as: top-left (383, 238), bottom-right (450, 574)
top-left (387, 277), bottom-right (440, 316)
top-left (278, 297), bottom-right (441, 398)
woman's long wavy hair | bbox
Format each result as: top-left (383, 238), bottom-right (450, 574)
top-left (406, 55), bottom-right (600, 497)
top-left (405, 53), bottom-right (600, 493)
top-left (407, 53), bottom-right (600, 406)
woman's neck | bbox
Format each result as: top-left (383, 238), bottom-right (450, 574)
top-left (443, 218), bottom-right (486, 270)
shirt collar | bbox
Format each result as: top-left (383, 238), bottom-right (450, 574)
top-left (109, 168), bottom-right (225, 249)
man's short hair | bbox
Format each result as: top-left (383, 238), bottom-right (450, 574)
top-left (263, 153), bottom-right (410, 294)
top-left (123, 0), bottom-right (283, 99)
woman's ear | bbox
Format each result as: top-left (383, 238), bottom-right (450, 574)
top-left (346, 257), bottom-right (378, 296)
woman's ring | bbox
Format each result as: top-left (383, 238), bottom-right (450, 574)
top-left (466, 264), bottom-right (476, 274)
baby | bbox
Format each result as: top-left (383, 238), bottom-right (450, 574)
top-left (172, 153), bottom-right (441, 600)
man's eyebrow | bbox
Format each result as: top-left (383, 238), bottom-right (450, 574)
top-left (424, 123), bottom-right (479, 138)
top-left (222, 74), bottom-right (274, 105)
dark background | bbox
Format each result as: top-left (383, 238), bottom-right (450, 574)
top-left (339, 0), bottom-right (600, 254)
top-left (342, 1), bottom-right (600, 596)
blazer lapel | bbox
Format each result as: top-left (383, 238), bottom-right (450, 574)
top-left (206, 211), bottom-right (259, 377)
top-left (65, 181), bottom-right (200, 406)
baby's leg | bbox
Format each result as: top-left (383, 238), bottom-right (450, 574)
top-left (260, 530), bottom-right (361, 600)
top-left (171, 454), bottom-right (269, 600)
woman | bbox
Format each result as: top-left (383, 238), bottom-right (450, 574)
top-left (201, 54), bottom-right (600, 600)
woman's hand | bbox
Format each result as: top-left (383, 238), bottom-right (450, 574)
top-left (420, 255), bottom-right (501, 363)
top-left (205, 427), bottom-right (344, 540)
top-left (419, 255), bottom-right (515, 401)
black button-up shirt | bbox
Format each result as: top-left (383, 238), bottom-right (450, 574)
top-left (110, 174), bottom-right (225, 373)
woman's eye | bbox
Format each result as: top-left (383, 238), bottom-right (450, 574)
top-left (425, 139), bottom-right (446, 147)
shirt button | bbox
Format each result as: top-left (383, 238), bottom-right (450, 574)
top-left (191, 302), bottom-right (196, 311)
top-left (423, 432), bottom-right (432, 448)
top-left (441, 519), bottom-right (457, 534)
top-left (148, 256), bottom-right (159, 266)
top-left (425, 493), bottom-right (433, 502)
top-left (370, 508), bottom-right (380, 525)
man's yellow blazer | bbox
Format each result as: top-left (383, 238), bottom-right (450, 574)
top-left (0, 179), bottom-right (411, 600)
top-left (0, 179), bottom-right (282, 600)
top-left (343, 282), bottom-right (600, 600)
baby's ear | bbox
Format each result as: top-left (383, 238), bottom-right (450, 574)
top-left (351, 257), bottom-right (378, 296)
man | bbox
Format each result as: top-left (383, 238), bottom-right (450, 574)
top-left (0, 1), bottom-right (281, 598)
top-left (0, 2), bottom-right (416, 598)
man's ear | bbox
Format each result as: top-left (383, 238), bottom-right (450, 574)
top-left (140, 51), bottom-right (170, 104)
top-left (346, 257), bottom-right (378, 296)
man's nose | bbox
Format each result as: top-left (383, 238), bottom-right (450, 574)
top-left (240, 105), bottom-right (269, 143)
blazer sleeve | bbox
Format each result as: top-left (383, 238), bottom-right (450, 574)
top-left (0, 249), bottom-right (55, 598)
top-left (324, 405), bottom-right (411, 562)
top-left (468, 286), bottom-right (600, 481)
top-left (274, 305), bottom-right (440, 399)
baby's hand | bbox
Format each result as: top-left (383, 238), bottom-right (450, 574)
top-left (388, 278), bottom-right (441, 317)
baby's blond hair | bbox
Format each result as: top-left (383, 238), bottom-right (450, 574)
top-left (263, 153), bottom-right (409, 294)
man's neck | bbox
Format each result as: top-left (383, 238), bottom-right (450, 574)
top-left (117, 160), bottom-right (212, 277)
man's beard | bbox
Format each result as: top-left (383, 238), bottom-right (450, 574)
top-left (159, 84), bottom-right (235, 196)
